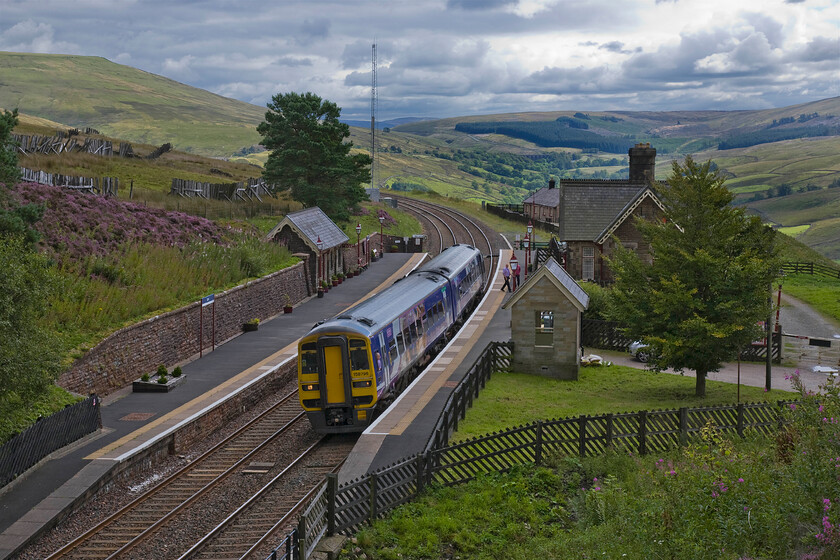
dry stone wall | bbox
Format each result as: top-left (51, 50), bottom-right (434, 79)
top-left (59, 260), bottom-right (310, 396)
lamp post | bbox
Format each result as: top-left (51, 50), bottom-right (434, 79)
top-left (316, 236), bottom-right (324, 290)
top-left (510, 255), bottom-right (519, 290)
top-left (523, 234), bottom-right (530, 278)
top-left (379, 214), bottom-right (385, 258)
top-left (527, 220), bottom-right (534, 272)
top-left (356, 222), bottom-right (362, 272)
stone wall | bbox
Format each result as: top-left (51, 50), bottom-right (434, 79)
top-left (510, 276), bottom-right (581, 380)
top-left (58, 260), bottom-right (310, 396)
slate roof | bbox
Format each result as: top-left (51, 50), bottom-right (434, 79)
top-left (523, 187), bottom-right (561, 207)
top-left (523, 178), bottom-right (664, 243)
top-left (502, 256), bottom-right (589, 312)
top-left (562, 182), bottom-right (648, 242)
top-left (266, 207), bottom-right (349, 250)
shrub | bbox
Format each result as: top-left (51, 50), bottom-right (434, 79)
top-left (156, 364), bottom-right (168, 377)
top-left (140, 373), bottom-right (150, 382)
top-left (157, 375), bottom-right (168, 384)
top-left (172, 366), bottom-right (182, 378)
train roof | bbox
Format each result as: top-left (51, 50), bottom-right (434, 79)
top-left (309, 272), bottom-right (445, 336)
top-left (306, 245), bottom-right (482, 338)
top-left (415, 244), bottom-right (480, 280)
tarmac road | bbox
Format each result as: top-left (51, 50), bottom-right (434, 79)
top-left (586, 347), bottom-right (832, 396)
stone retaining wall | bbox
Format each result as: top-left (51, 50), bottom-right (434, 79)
top-left (58, 260), bottom-right (310, 397)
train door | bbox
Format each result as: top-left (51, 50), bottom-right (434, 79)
top-left (317, 336), bottom-right (351, 407)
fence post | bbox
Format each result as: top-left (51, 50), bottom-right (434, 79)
top-left (369, 472), bottom-right (379, 524)
top-left (737, 403), bottom-right (745, 438)
top-left (578, 416), bottom-right (587, 457)
top-left (605, 414), bottom-right (613, 450)
top-left (535, 421), bottom-right (543, 465)
top-left (297, 515), bottom-right (306, 560)
top-left (327, 473), bottom-right (337, 536)
top-left (638, 411), bottom-right (648, 455)
top-left (679, 408), bottom-right (688, 447)
top-left (416, 452), bottom-right (426, 495)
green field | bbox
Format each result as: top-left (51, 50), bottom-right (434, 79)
top-left (453, 366), bottom-right (787, 442)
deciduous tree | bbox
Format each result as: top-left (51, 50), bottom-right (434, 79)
top-left (608, 156), bottom-right (781, 397)
top-left (257, 92), bottom-right (371, 222)
top-left (0, 236), bottom-right (62, 410)
top-left (0, 109), bottom-right (21, 189)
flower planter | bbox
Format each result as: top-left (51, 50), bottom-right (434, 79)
top-left (317, 290), bottom-right (324, 298)
top-left (284, 305), bottom-right (293, 314)
top-left (332, 280), bottom-right (338, 287)
top-left (133, 375), bottom-right (186, 393)
top-left (243, 322), bottom-right (259, 332)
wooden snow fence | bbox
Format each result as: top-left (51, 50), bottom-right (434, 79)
top-left (19, 167), bottom-right (118, 196)
top-left (13, 134), bottom-right (133, 158)
top-left (170, 177), bottom-right (273, 202)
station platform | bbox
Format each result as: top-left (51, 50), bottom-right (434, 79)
top-left (0, 252), bottom-right (421, 560)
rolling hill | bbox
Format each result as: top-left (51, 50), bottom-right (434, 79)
top-left (3, 51), bottom-right (838, 259)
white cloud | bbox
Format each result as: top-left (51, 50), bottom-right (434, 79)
top-left (0, 0), bottom-right (836, 120)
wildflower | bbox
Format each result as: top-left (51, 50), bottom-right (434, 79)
top-left (738, 478), bottom-right (744, 483)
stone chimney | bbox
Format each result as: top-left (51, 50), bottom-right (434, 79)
top-left (628, 143), bottom-right (656, 182)
top-left (548, 179), bottom-right (556, 189)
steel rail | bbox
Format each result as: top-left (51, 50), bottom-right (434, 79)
top-left (45, 390), bottom-right (303, 560)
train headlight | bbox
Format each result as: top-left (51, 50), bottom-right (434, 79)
top-left (352, 380), bottom-right (372, 388)
top-left (302, 383), bottom-right (319, 392)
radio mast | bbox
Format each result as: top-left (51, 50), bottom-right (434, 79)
top-left (370, 42), bottom-right (378, 190)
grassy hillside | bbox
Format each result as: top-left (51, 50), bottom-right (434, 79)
top-left (1, 52), bottom-right (265, 156)
top-left (4, 51), bottom-right (837, 257)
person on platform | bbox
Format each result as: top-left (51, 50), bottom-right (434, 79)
top-left (501, 264), bottom-right (512, 292)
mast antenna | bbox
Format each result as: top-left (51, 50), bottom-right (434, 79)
top-left (371, 42), bottom-right (378, 190)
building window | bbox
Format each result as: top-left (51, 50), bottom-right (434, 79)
top-left (582, 247), bottom-right (595, 281)
top-left (535, 310), bottom-right (554, 347)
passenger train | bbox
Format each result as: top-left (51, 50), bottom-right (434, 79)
top-left (298, 244), bottom-right (486, 433)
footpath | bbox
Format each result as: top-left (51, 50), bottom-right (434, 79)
top-left (0, 253), bottom-right (419, 560)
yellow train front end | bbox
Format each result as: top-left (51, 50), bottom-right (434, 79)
top-left (298, 332), bottom-right (378, 433)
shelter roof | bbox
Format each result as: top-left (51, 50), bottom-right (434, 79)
top-left (266, 207), bottom-right (349, 250)
top-left (502, 256), bottom-right (589, 312)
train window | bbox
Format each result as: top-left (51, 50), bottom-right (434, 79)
top-left (415, 317), bottom-right (423, 335)
top-left (396, 332), bottom-right (405, 353)
top-left (300, 348), bottom-right (319, 374)
top-left (402, 326), bottom-right (412, 346)
top-left (409, 323), bottom-right (417, 342)
top-left (349, 339), bottom-right (370, 371)
top-left (389, 338), bottom-right (398, 362)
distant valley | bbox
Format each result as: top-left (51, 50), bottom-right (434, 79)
top-left (2, 51), bottom-right (838, 259)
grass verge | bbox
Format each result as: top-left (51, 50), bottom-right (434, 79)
top-left (452, 364), bottom-right (788, 442)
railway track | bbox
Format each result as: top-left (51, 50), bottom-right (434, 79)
top-left (180, 436), bottom-right (355, 560)
top-left (44, 390), bottom-right (317, 560)
top-left (392, 195), bottom-right (501, 290)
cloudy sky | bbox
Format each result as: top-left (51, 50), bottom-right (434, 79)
top-left (1, 0), bottom-right (838, 121)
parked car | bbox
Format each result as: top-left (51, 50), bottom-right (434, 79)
top-left (629, 341), bottom-right (651, 363)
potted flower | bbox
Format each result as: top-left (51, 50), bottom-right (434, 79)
top-left (317, 285), bottom-right (324, 298)
top-left (243, 318), bottom-right (260, 332)
top-left (133, 364), bottom-right (186, 392)
top-left (338, 272), bottom-right (345, 283)
top-left (282, 294), bottom-right (293, 314)
top-left (331, 274), bottom-right (339, 287)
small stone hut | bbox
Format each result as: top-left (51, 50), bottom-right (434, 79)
top-left (266, 207), bottom-right (349, 288)
top-left (502, 257), bottom-right (590, 380)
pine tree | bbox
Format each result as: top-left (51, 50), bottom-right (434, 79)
top-left (608, 156), bottom-right (781, 397)
top-left (257, 92), bottom-right (371, 222)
